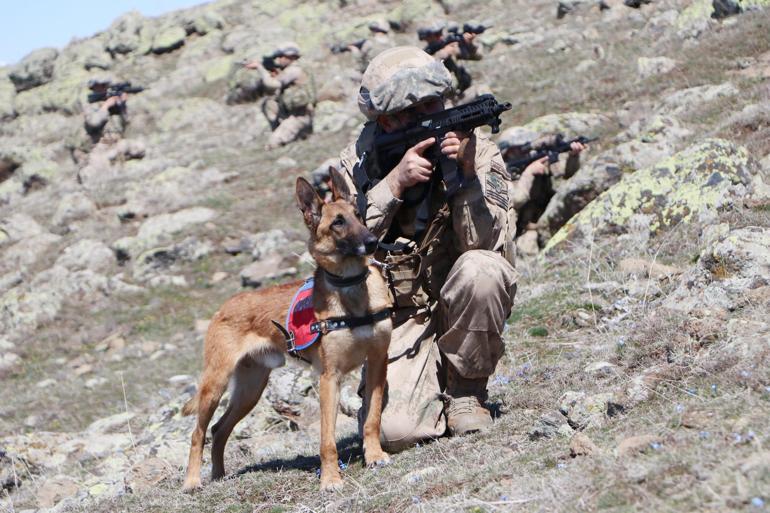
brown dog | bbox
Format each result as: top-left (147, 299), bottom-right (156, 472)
top-left (181, 169), bottom-right (392, 491)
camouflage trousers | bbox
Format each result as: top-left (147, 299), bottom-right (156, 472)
top-left (358, 249), bottom-right (518, 450)
top-left (77, 138), bottom-right (146, 187)
top-left (261, 98), bottom-right (313, 149)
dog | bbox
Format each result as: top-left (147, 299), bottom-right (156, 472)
top-left (181, 169), bottom-right (393, 491)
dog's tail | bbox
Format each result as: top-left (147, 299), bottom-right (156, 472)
top-left (181, 393), bottom-right (199, 416)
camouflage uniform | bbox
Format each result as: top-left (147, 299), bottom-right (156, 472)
top-left (340, 47), bottom-right (518, 448)
top-left (497, 127), bottom-right (581, 253)
top-left (352, 20), bottom-right (395, 73)
top-left (76, 77), bottom-right (145, 184)
top-left (259, 43), bottom-right (314, 149)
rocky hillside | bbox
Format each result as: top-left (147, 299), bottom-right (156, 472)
top-left (1, 0), bottom-right (768, 511)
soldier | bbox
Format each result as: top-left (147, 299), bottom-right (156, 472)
top-left (246, 42), bottom-right (314, 150)
top-left (76, 77), bottom-right (144, 183)
top-left (418, 21), bottom-right (489, 106)
top-left (336, 46), bottom-right (519, 448)
top-left (498, 128), bottom-right (587, 253)
top-left (309, 157), bottom-right (341, 202)
top-left (349, 19), bottom-right (395, 73)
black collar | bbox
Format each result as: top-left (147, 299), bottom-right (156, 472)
top-left (322, 268), bottom-right (370, 288)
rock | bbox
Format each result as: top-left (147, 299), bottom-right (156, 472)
top-left (516, 230), bottom-right (540, 256)
top-left (125, 457), bottom-right (172, 494)
top-left (240, 254), bottom-right (297, 288)
top-left (529, 410), bottom-right (574, 439)
top-left (616, 434), bottom-right (662, 457)
top-left (618, 258), bottom-right (681, 279)
top-left (52, 192), bottom-right (97, 227)
top-left (546, 139), bottom-right (759, 252)
top-left (570, 432), bottom-right (599, 457)
top-left (113, 207), bottom-right (216, 260)
top-left (8, 48), bottom-right (58, 92)
top-left (105, 11), bottom-right (147, 55)
top-left (0, 352), bottom-right (22, 376)
top-left (659, 83), bottom-right (739, 117)
top-left (87, 412), bottom-right (136, 435)
top-left (676, 0), bottom-right (716, 38)
top-left (513, 112), bottom-right (609, 141)
top-left (210, 271), bottom-right (228, 284)
top-left (36, 475), bottom-right (80, 508)
top-left (0, 212), bottom-right (45, 245)
top-left (0, 75), bottom-right (15, 120)
top-left (132, 237), bottom-right (212, 282)
top-left (665, 226), bottom-right (770, 312)
top-left (559, 391), bottom-right (613, 430)
top-left (56, 239), bottom-right (114, 273)
top-left (152, 25), bottom-right (187, 54)
top-left (584, 361), bottom-right (616, 374)
top-left (637, 56), bottom-right (676, 79)
top-left (265, 364), bottom-right (314, 417)
top-left (402, 466), bottom-right (440, 485)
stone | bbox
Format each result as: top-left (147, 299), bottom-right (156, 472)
top-left (56, 239), bottom-right (114, 273)
top-left (125, 457), bottom-right (171, 494)
top-left (637, 56), bottom-right (676, 79)
top-left (36, 475), bottom-right (80, 508)
top-left (87, 412), bottom-right (136, 435)
top-left (113, 207), bottom-right (216, 260)
top-left (105, 11), bottom-right (147, 55)
top-left (584, 361), bottom-right (616, 374)
top-left (660, 83), bottom-right (739, 117)
top-left (240, 253), bottom-right (296, 288)
top-left (570, 432), bottom-right (599, 457)
top-left (8, 48), bottom-right (58, 92)
top-left (559, 391), bottom-right (613, 430)
top-left (616, 434), bottom-right (662, 457)
top-left (529, 410), bottom-right (573, 439)
top-left (52, 192), bottom-right (97, 227)
top-left (618, 258), bottom-right (681, 279)
top-left (265, 364), bottom-right (314, 417)
top-left (547, 139), bottom-right (759, 252)
top-left (152, 25), bottom-right (187, 54)
top-left (0, 352), bottom-right (22, 376)
top-left (665, 226), bottom-right (770, 313)
top-left (0, 75), bottom-right (15, 120)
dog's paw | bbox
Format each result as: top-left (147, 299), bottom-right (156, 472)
top-left (181, 478), bottom-right (202, 493)
top-left (319, 475), bottom-right (344, 492)
top-left (365, 451), bottom-right (391, 468)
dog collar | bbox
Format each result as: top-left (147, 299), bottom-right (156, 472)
top-left (310, 308), bottom-right (392, 335)
top-left (322, 268), bottom-right (370, 288)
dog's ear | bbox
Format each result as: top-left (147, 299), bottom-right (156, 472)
top-left (296, 177), bottom-right (323, 229)
top-left (329, 168), bottom-right (353, 203)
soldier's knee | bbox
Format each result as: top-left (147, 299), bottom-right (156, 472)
top-left (443, 250), bottom-right (516, 302)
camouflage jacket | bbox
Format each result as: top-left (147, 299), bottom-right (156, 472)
top-left (83, 103), bottom-right (127, 147)
top-left (339, 122), bottom-right (515, 300)
top-left (261, 63), bottom-right (314, 114)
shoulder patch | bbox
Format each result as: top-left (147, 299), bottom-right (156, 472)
top-left (485, 167), bottom-right (509, 210)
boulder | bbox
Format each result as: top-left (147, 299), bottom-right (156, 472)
top-left (516, 112), bottom-right (609, 140)
top-left (12, 68), bottom-right (90, 115)
top-left (659, 82), bottom-right (739, 117)
top-left (113, 207), bottom-right (216, 260)
top-left (52, 191), bottom-right (97, 227)
top-left (152, 25), bottom-right (187, 54)
top-left (56, 239), bottom-right (115, 273)
top-left (7, 48), bottom-right (58, 92)
top-left (637, 56), bottom-right (676, 79)
top-left (559, 391), bottom-right (613, 430)
top-left (0, 75), bottom-right (15, 120)
top-left (104, 11), bottom-right (146, 55)
top-left (546, 139), bottom-right (759, 251)
top-left (132, 237), bottom-right (213, 282)
top-left (665, 226), bottom-right (770, 313)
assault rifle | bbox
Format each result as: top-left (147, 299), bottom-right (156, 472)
top-left (505, 135), bottom-right (597, 175)
top-left (87, 82), bottom-right (144, 103)
top-left (373, 93), bottom-right (511, 197)
top-left (330, 39), bottom-right (366, 54)
top-left (424, 32), bottom-right (464, 56)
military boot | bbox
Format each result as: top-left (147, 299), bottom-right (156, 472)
top-left (445, 365), bottom-right (493, 436)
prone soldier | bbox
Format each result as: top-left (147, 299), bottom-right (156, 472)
top-left (337, 46), bottom-right (520, 447)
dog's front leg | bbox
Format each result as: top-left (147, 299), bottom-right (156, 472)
top-left (319, 370), bottom-right (343, 491)
top-left (362, 345), bottom-right (390, 467)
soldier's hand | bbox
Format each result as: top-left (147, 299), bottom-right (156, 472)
top-left (386, 137), bottom-right (436, 198)
top-left (441, 131), bottom-right (476, 177)
top-left (569, 141), bottom-right (586, 156)
top-left (243, 60), bottom-right (261, 70)
top-left (524, 156), bottom-right (549, 176)
top-left (101, 96), bottom-right (121, 110)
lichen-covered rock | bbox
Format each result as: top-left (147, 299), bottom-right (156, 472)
top-left (104, 11), bottom-right (146, 55)
top-left (0, 74), bottom-right (16, 120)
top-left (713, 0), bottom-right (770, 18)
top-left (183, 10), bottom-right (226, 35)
top-left (7, 48), bottom-right (58, 92)
top-left (113, 207), bottom-right (216, 260)
top-left (664, 226), bottom-right (770, 312)
top-left (546, 139), bottom-right (759, 251)
top-left (637, 56), bottom-right (676, 78)
top-left (52, 191), bottom-right (97, 227)
top-left (151, 25), bottom-right (187, 54)
top-left (56, 239), bottom-right (115, 273)
top-left (659, 82), bottom-right (739, 117)
top-left (520, 112), bottom-right (609, 140)
top-left (12, 69), bottom-right (90, 115)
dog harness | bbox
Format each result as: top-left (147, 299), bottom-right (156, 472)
top-left (271, 276), bottom-right (392, 362)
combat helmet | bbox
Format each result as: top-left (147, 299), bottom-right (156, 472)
top-left (357, 46), bottom-right (453, 120)
top-left (273, 41), bottom-right (301, 58)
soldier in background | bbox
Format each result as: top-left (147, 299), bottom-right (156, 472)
top-left (498, 127), bottom-right (587, 254)
top-left (75, 77), bottom-right (145, 183)
top-left (245, 42), bottom-right (315, 150)
top-left (418, 21), bottom-right (489, 106)
top-left (349, 19), bottom-right (395, 73)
